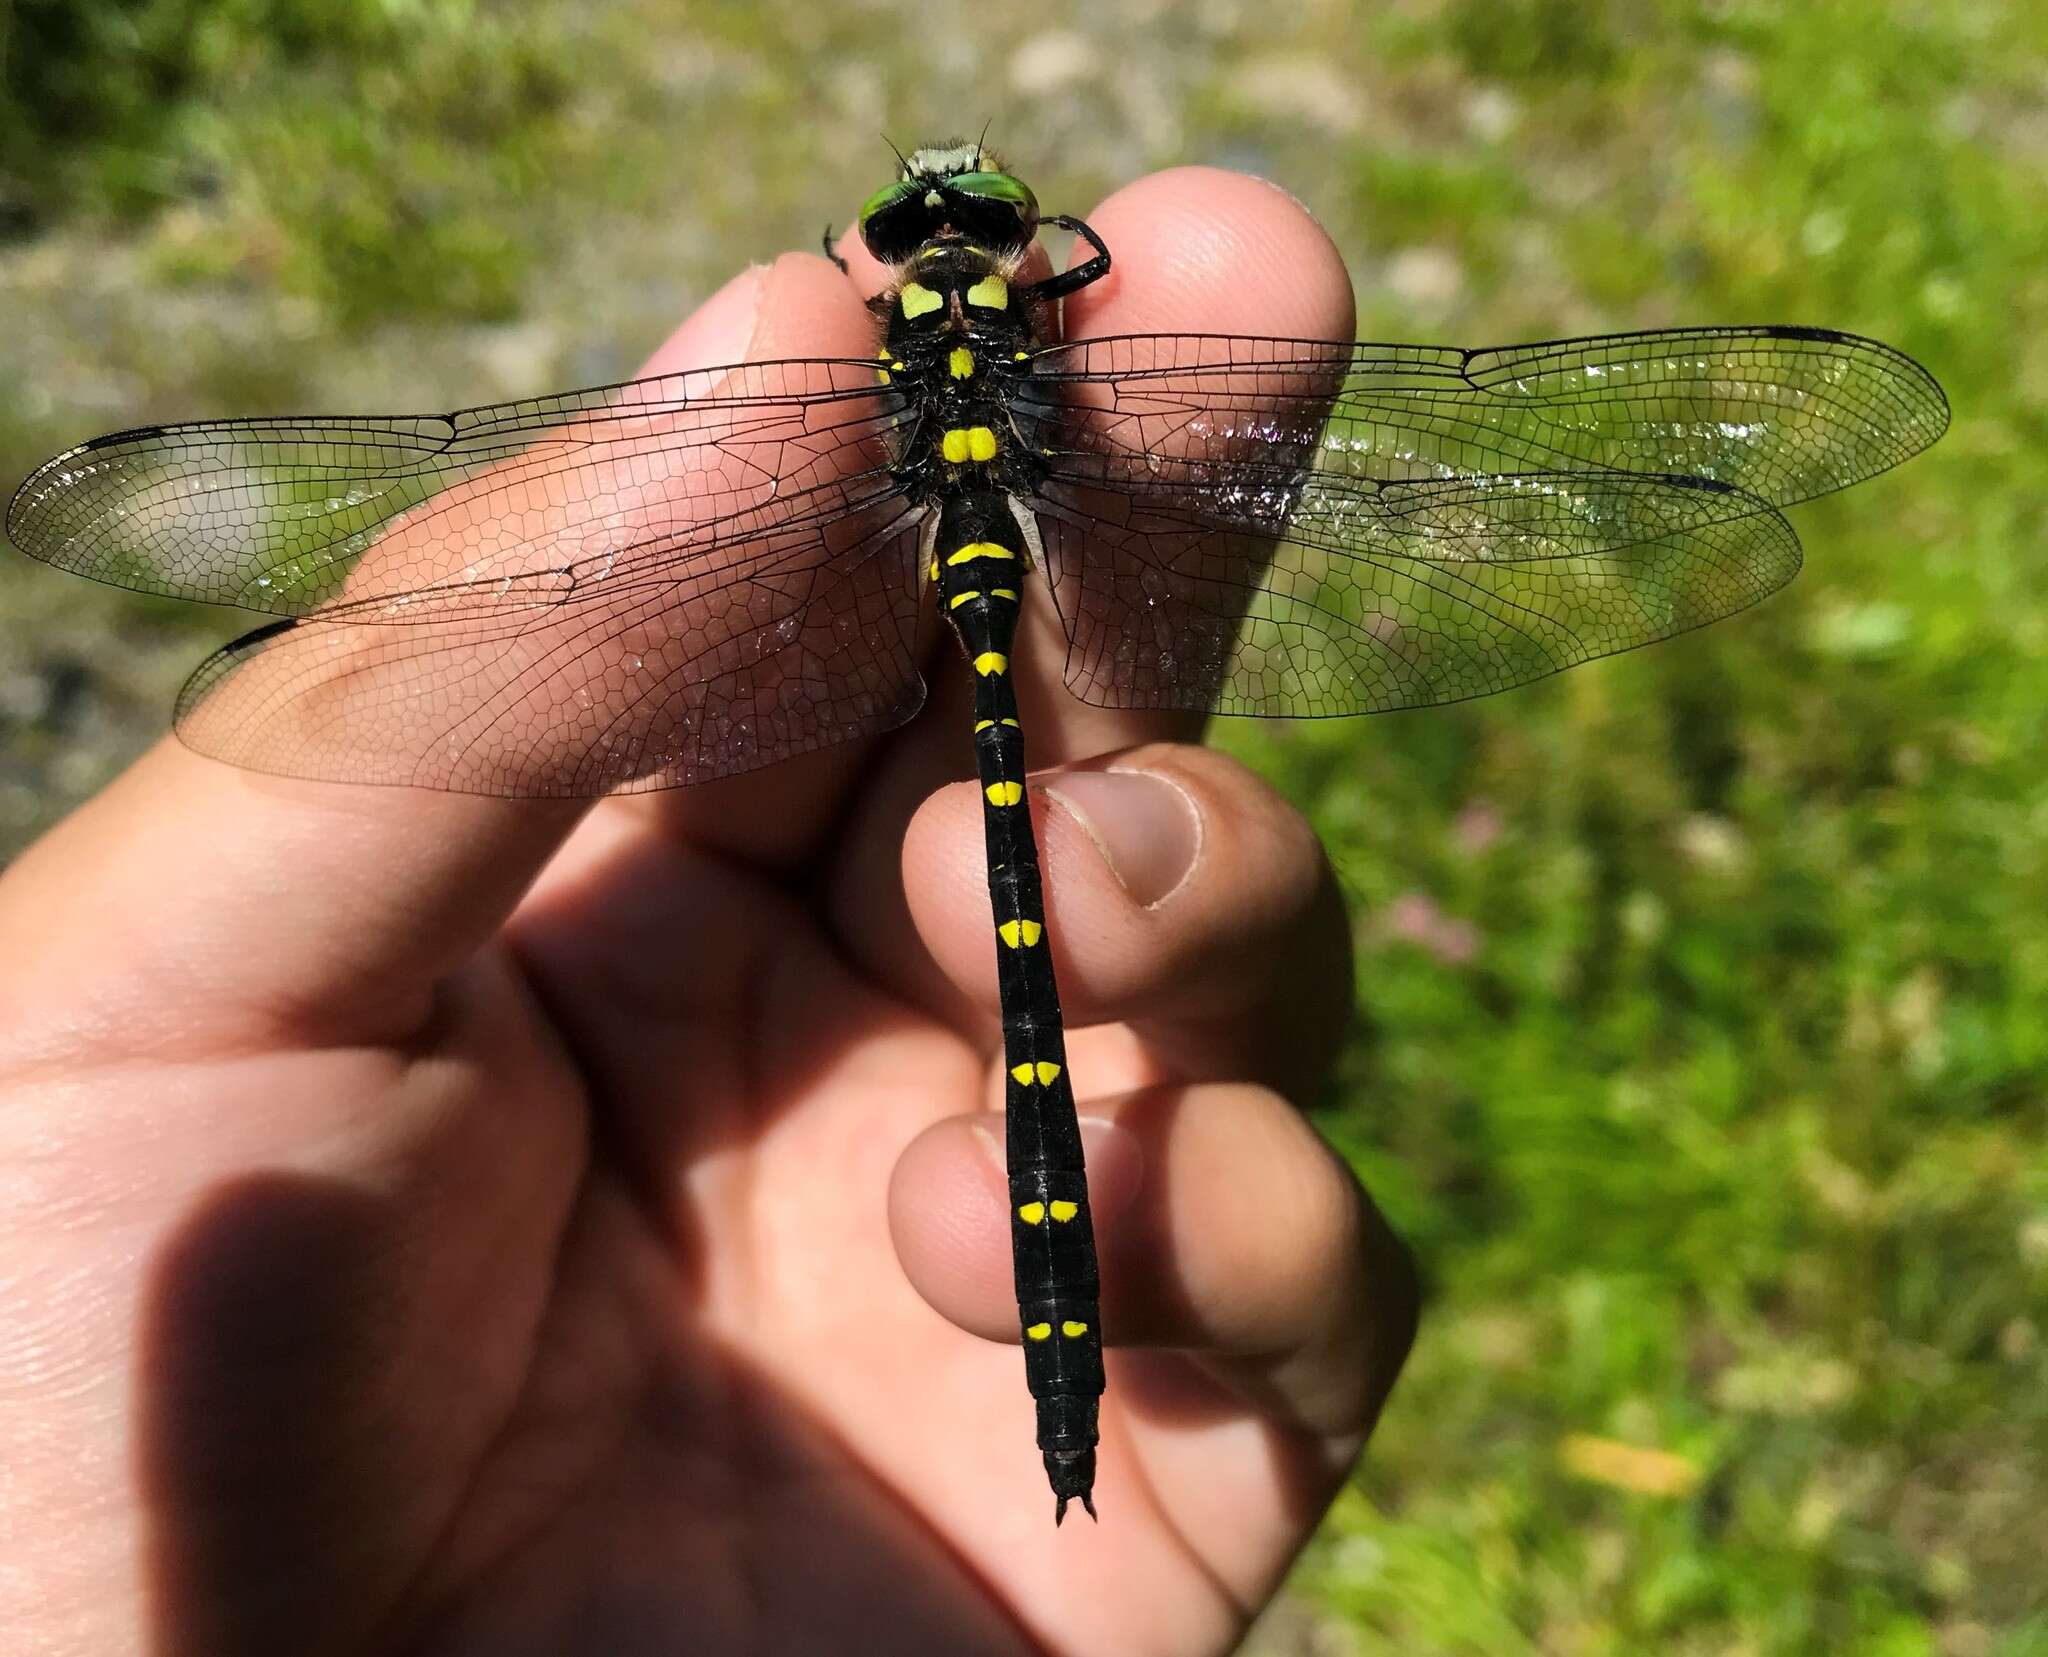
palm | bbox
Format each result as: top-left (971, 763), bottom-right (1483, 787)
top-left (142, 783), bottom-right (1320, 1655)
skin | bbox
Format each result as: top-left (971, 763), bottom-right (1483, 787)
top-left (0, 168), bottom-right (1418, 1657)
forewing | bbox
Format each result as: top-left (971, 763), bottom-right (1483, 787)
top-left (6, 359), bottom-right (902, 613)
top-left (1031, 327), bottom-right (1949, 505)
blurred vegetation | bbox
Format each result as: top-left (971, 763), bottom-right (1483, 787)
top-left (2, 1), bottom-right (2042, 1652)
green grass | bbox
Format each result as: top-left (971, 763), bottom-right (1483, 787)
top-left (3, 2), bottom-right (2042, 1650)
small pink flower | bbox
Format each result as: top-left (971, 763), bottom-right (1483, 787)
top-left (1454, 799), bottom-right (1502, 855)
top-left (1386, 892), bottom-right (1480, 966)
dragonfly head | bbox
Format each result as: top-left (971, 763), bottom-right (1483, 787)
top-left (858, 140), bottom-right (1040, 264)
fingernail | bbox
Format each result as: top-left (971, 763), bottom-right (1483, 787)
top-left (972, 1114), bottom-right (1142, 1222)
top-left (1044, 770), bottom-right (1201, 908)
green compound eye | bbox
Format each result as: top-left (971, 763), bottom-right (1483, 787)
top-left (947, 171), bottom-right (1038, 219)
top-left (858, 180), bottom-right (915, 228)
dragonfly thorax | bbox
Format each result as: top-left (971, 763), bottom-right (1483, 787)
top-left (877, 239), bottom-right (1044, 507)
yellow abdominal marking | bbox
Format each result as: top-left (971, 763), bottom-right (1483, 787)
top-left (900, 282), bottom-right (942, 318)
top-left (973, 651), bottom-right (1008, 675)
top-left (1017, 1201), bottom-right (1046, 1225)
top-left (967, 275), bottom-right (1008, 310)
top-left (1049, 1199), bottom-right (1079, 1222)
top-left (948, 542), bottom-right (1014, 563)
top-left (1061, 1320), bottom-right (1089, 1338)
top-left (998, 919), bottom-right (1044, 948)
top-left (1026, 1322), bottom-right (1053, 1341)
top-left (986, 780), bottom-right (1025, 807)
top-left (1010, 1061), bottom-right (1062, 1086)
top-left (949, 346), bottom-right (975, 378)
top-left (941, 428), bottom-right (969, 463)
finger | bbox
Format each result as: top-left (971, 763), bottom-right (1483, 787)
top-left (901, 743), bottom-right (1353, 1101)
top-left (0, 256), bottom-right (871, 1052)
top-left (601, 251), bottom-right (940, 872)
top-left (890, 1081), bottom-right (1416, 1442)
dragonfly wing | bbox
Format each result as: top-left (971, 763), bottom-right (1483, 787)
top-left (1035, 466), bottom-right (1799, 716)
top-left (1029, 327), bottom-right (1949, 506)
top-left (6, 358), bottom-right (903, 613)
top-left (172, 488), bottom-right (928, 795)
top-left (1022, 325), bottom-right (1940, 716)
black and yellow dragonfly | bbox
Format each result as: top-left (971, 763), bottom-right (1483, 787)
top-left (5, 141), bottom-right (1949, 1524)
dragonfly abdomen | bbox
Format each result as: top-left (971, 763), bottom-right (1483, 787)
top-left (929, 482), bottom-right (1103, 1524)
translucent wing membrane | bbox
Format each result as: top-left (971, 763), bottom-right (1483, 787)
top-left (7, 359), bottom-right (903, 612)
top-left (1036, 467), bottom-right (1801, 714)
top-left (172, 478), bottom-right (926, 794)
top-left (1024, 326), bottom-right (1946, 715)
top-left (5, 325), bottom-right (1946, 788)
top-left (1030, 327), bottom-right (1949, 503)
top-left (8, 360), bottom-right (930, 794)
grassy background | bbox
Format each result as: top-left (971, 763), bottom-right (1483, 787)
top-left (2, 1), bottom-right (2041, 1651)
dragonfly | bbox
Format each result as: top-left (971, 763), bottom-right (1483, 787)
top-left (5, 140), bottom-right (1949, 1525)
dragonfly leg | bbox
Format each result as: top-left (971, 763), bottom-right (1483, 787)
top-left (1022, 213), bottom-right (1111, 304)
top-left (822, 223), bottom-right (849, 274)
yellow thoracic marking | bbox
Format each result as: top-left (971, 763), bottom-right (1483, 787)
top-left (1014, 349), bottom-right (1030, 361)
top-left (1061, 1320), bottom-right (1089, 1338)
top-left (1011, 1060), bottom-right (1062, 1086)
top-left (1002, 716), bottom-right (1020, 728)
top-left (1049, 1199), bottom-right (1079, 1222)
top-left (948, 542), bottom-right (1015, 564)
top-left (949, 590), bottom-right (978, 609)
top-left (927, 558), bottom-right (939, 582)
top-left (949, 346), bottom-right (975, 378)
top-left (998, 918), bottom-right (1044, 949)
top-left (1017, 1201), bottom-right (1046, 1225)
top-left (986, 780), bottom-right (1024, 807)
top-left (941, 428), bottom-right (970, 464)
top-left (973, 651), bottom-right (1008, 675)
top-left (975, 718), bottom-right (995, 732)
top-left (1026, 1321), bottom-right (1053, 1341)
top-left (967, 275), bottom-right (1008, 310)
top-left (966, 426), bottom-right (998, 461)
top-left (900, 282), bottom-right (942, 318)
top-left (991, 587), bottom-right (1018, 601)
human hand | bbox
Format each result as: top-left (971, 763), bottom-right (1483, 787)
top-left (0, 168), bottom-right (1418, 1657)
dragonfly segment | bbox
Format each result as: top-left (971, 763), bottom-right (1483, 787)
top-left (4, 140), bottom-right (1950, 1525)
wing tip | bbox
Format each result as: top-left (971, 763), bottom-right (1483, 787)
top-left (5, 423), bottom-right (187, 557)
